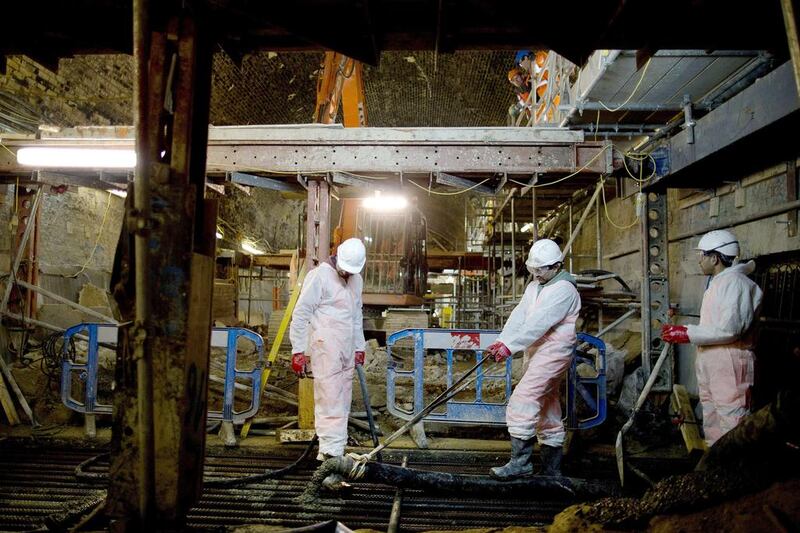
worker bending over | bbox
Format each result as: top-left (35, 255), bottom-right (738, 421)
top-left (661, 229), bottom-right (762, 446)
top-left (486, 239), bottom-right (581, 479)
top-left (290, 238), bottom-right (368, 468)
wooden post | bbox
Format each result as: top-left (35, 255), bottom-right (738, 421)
top-left (671, 384), bottom-right (708, 456)
top-left (297, 378), bottom-right (316, 430)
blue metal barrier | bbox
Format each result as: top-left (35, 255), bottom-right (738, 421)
top-left (61, 323), bottom-right (116, 415)
top-left (566, 333), bottom-right (607, 430)
top-left (386, 329), bottom-right (511, 426)
top-left (207, 327), bottom-right (264, 423)
top-left (61, 324), bottom-right (265, 423)
top-left (386, 328), bottom-right (607, 430)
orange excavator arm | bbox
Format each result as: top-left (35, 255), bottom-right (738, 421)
top-left (314, 51), bottom-right (367, 127)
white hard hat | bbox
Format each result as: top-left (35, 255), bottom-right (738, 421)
top-left (526, 239), bottom-right (563, 268)
top-left (696, 229), bottom-right (739, 257)
top-left (337, 238), bottom-right (367, 274)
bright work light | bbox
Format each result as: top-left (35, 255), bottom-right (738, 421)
top-left (17, 147), bottom-right (136, 169)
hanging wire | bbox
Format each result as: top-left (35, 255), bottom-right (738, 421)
top-left (69, 191), bottom-right (116, 279)
top-left (598, 58), bottom-right (652, 113)
top-left (600, 177), bottom-right (639, 230)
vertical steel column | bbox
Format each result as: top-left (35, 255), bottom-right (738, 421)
top-left (596, 189), bottom-right (604, 330)
top-left (500, 209), bottom-right (505, 320)
top-left (0, 187), bottom-right (42, 319)
top-left (568, 200), bottom-right (574, 272)
top-left (531, 175), bottom-right (539, 241)
top-left (304, 179), bottom-right (331, 271)
top-left (640, 191), bottom-right (672, 391)
top-left (596, 191), bottom-right (603, 269)
top-left (511, 195), bottom-right (516, 302)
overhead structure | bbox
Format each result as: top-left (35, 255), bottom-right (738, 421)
top-left (0, 125), bottom-right (612, 181)
top-left (1, 1), bottom-right (790, 70)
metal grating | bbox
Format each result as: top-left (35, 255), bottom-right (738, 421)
top-left (363, 51), bottom-right (514, 127)
top-left (0, 440), bottom-right (599, 531)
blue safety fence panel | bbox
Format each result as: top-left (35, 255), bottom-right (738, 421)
top-left (206, 327), bottom-right (265, 422)
top-left (386, 328), bottom-right (608, 430)
top-left (61, 324), bottom-right (116, 415)
top-left (386, 328), bottom-right (511, 426)
top-left (61, 324), bottom-right (265, 423)
top-left (566, 333), bottom-right (607, 430)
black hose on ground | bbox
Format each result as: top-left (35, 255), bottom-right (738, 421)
top-left (204, 435), bottom-right (319, 488)
top-left (74, 452), bottom-right (110, 483)
top-left (74, 436), bottom-right (320, 488)
top-left (299, 455), bottom-right (618, 503)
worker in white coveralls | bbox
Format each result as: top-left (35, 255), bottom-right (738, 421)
top-left (661, 229), bottom-right (762, 447)
top-left (289, 238), bottom-right (367, 487)
top-left (485, 238), bottom-right (581, 479)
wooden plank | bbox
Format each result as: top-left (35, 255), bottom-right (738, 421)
top-left (253, 254), bottom-right (292, 269)
top-left (277, 428), bottom-right (317, 443)
top-left (362, 293), bottom-right (425, 306)
top-left (671, 384), bottom-right (708, 455)
top-left (0, 358), bottom-right (35, 425)
top-left (297, 377), bottom-right (315, 429)
top-left (0, 370), bottom-right (20, 425)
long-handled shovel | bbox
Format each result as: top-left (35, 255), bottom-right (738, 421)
top-left (615, 342), bottom-right (672, 487)
top-left (348, 355), bottom-right (498, 474)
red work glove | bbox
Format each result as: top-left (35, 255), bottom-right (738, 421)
top-left (355, 351), bottom-right (365, 366)
top-left (661, 324), bottom-right (690, 344)
top-left (291, 352), bottom-right (309, 378)
top-left (486, 341), bottom-right (512, 362)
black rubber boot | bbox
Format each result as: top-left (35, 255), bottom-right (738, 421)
top-left (490, 437), bottom-right (535, 480)
top-left (539, 444), bottom-right (563, 476)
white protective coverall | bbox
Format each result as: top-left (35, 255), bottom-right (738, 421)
top-left (289, 261), bottom-right (366, 456)
top-left (686, 260), bottom-right (763, 446)
top-left (496, 270), bottom-right (581, 446)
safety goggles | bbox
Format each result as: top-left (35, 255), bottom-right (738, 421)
top-left (527, 264), bottom-right (556, 276)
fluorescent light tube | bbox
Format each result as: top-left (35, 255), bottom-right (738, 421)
top-left (17, 147), bottom-right (136, 169)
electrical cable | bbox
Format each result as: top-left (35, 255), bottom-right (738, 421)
top-left (600, 177), bottom-right (639, 230)
top-left (533, 143), bottom-right (612, 188)
top-left (41, 330), bottom-right (73, 395)
top-left (408, 178), bottom-right (491, 196)
top-left (598, 58), bottom-right (652, 113)
top-left (69, 191), bottom-right (116, 279)
top-left (615, 146), bottom-right (657, 183)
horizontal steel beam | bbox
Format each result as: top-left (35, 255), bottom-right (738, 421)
top-left (5, 124), bottom-right (584, 145)
top-left (0, 126), bottom-right (610, 177)
top-left (206, 125), bottom-right (585, 145)
top-left (653, 60), bottom-right (800, 185)
top-left (562, 102), bottom-right (709, 113)
top-left (205, 141), bottom-right (611, 175)
top-left (330, 171), bottom-right (383, 188)
top-left (228, 171), bottom-right (303, 192)
top-left (435, 172), bottom-right (494, 194)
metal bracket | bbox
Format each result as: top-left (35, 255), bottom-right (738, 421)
top-left (494, 173), bottom-right (507, 195)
